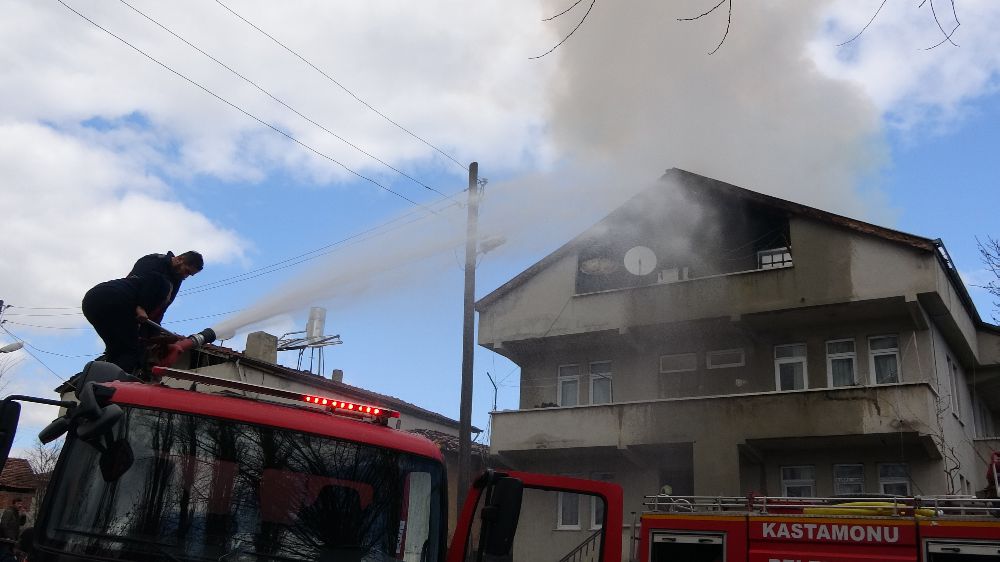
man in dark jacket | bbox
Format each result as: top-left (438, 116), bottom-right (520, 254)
top-left (128, 251), bottom-right (203, 322)
top-left (0, 498), bottom-right (22, 562)
top-left (82, 271), bottom-right (173, 375)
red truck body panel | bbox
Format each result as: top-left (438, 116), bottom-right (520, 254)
top-left (104, 380), bottom-right (444, 462)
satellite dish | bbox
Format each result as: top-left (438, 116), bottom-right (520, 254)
top-left (624, 246), bottom-right (656, 276)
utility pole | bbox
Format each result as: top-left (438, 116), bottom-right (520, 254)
top-left (457, 162), bottom-right (479, 512)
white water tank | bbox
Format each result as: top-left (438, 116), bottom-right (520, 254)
top-left (306, 307), bottom-right (327, 339)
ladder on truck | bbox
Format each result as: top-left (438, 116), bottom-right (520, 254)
top-left (643, 493), bottom-right (1000, 518)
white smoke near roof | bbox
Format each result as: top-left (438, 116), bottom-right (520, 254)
top-left (531, 0), bottom-right (885, 221)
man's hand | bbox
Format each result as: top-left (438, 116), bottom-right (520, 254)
top-left (135, 306), bottom-right (149, 322)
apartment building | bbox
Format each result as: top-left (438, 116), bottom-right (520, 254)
top-left (476, 169), bottom-right (1000, 559)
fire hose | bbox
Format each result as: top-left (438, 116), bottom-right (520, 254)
top-left (143, 319), bottom-right (218, 368)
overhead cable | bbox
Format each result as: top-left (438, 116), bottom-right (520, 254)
top-left (213, 0), bottom-right (468, 171)
top-left (117, 0), bottom-right (455, 202)
top-left (56, 0), bottom-right (435, 213)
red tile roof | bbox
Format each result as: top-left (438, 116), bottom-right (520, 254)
top-left (0, 458), bottom-right (36, 490)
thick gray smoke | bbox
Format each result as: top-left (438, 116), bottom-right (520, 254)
top-left (211, 0), bottom-right (890, 336)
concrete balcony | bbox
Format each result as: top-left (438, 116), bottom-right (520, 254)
top-left (491, 383), bottom-right (943, 493)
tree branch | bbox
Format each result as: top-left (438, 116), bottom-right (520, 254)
top-left (677, 0), bottom-right (732, 55)
top-left (531, 0), bottom-right (598, 60)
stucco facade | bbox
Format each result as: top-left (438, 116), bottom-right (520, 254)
top-left (476, 169), bottom-right (1000, 561)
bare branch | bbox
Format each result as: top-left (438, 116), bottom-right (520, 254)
top-left (542, 0), bottom-right (586, 22)
top-left (677, 0), bottom-right (728, 22)
top-left (836, 0), bottom-right (888, 47)
top-left (925, 0), bottom-right (960, 49)
top-left (678, 0), bottom-right (733, 55)
top-left (530, 0), bottom-right (598, 60)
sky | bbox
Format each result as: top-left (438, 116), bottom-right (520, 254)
top-left (1, 0), bottom-right (999, 456)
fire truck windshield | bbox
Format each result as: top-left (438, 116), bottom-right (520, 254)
top-left (38, 405), bottom-right (446, 562)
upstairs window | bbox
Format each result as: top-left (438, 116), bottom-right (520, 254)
top-left (590, 361), bottom-right (613, 405)
top-left (878, 463), bottom-right (910, 496)
top-left (869, 335), bottom-right (900, 384)
top-left (781, 465), bottom-right (815, 497)
top-left (833, 464), bottom-right (865, 496)
top-left (775, 344), bottom-right (808, 391)
top-left (557, 365), bottom-right (580, 407)
top-left (826, 339), bottom-right (857, 387)
top-left (758, 247), bottom-right (792, 269)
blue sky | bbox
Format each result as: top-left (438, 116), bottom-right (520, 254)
top-left (1, 1), bottom-right (999, 455)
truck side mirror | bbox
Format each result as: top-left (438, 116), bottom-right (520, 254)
top-left (0, 400), bottom-right (21, 475)
top-left (74, 361), bottom-right (138, 398)
top-left (478, 476), bottom-right (523, 558)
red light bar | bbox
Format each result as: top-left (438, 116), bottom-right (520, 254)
top-left (302, 395), bottom-right (399, 421)
top-left (152, 366), bottom-right (400, 425)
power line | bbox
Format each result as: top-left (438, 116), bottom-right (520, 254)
top-left (3, 191), bottom-right (464, 313)
top-left (0, 326), bottom-right (73, 386)
top-left (213, 0), bottom-right (468, 172)
top-left (117, 0), bottom-right (455, 202)
top-left (56, 0), bottom-right (435, 213)
top-left (180, 194), bottom-right (462, 296)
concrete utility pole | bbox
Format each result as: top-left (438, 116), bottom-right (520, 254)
top-left (457, 162), bottom-right (479, 512)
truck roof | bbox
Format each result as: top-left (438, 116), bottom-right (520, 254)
top-left (103, 381), bottom-right (444, 462)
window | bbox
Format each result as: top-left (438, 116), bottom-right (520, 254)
top-left (869, 335), bottom-right (900, 384)
top-left (826, 339), bottom-right (857, 387)
top-left (590, 473), bottom-right (613, 529)
top-left (558, 365), bottom-right (580, 407)
top-left (557, 490), bottom-right (581, 529)
top-left (833, 464), bottom-right (865, 496)
top-left (878, 463), bottom-right (911, 496)
top-left (758, 247), bottom-right (792, 269)
top-left (590, 361), bottom-right (613, 405)
top-left (781, 465), bottom-right (815, 497)
top-left (707, 348), bottom-right (745, 369)
top-left (660, 353), bottom-right (697, 374)
top-left (775, 344), bottom-right (808, 391)
top-left (948, 356), bottom-right (962, 416)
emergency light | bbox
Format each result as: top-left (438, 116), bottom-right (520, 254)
top-left (152, 366), bottom-right (399, 425)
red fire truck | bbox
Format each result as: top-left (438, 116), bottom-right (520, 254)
top-left (1, 358), bottom-right (997, 561)
top-left (637, 490), bottom-right (1000, 562)
top-left (0, 361), bottom-right (623, 562)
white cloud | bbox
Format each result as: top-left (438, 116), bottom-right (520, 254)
top-left (0, 121), bottom-right (245, 315)
top-left (810, 1), bottom-right (1000, 129)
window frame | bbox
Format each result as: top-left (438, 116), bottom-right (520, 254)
top-left (758, 246), bottom-right (793, 269)
top-left (780, 465), bottom-right (816, 497)
top-left (589, 361), bottom-right (613, 405)
top-left (706, 348), bottom-right (745, 369)
top-left (826, 338), bottom-right (858, 388)
top-left (557, 364), bottom-right (580, 407)
top-left (659, 352), bottom-right (697, 374)
top-left (589, 472), bottom-right (613, 530)
top-left (556, 474), bottom-right (583, 530)
top-left (948, 356), bottom-right (961, 417)
top-left (832, 463), bottom-right (865, 496)
top-left (878, 463), bottom-right (911, 496)
top-left (868, 335), bottom-right (901, 384)
top-left (774, 343), bottom-right (808, 391)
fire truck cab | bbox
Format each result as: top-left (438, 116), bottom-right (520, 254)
top-left (638, 492), bottom-right (1000, 562)
top-left (0, 361), bottom-right (624, 562)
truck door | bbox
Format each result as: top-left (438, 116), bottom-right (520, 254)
top-left (448, 471), bottom-right (623, 562)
